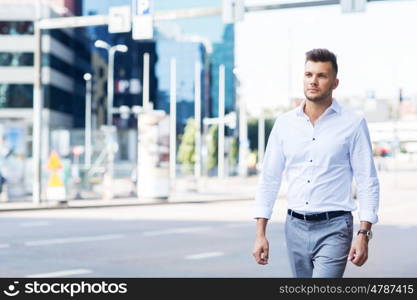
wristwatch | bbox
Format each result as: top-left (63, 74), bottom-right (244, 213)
top-left (357, 229), bottom-right (373, 241)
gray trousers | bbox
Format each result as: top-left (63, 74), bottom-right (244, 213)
top-left (284, 211), bottom-right (353, 278)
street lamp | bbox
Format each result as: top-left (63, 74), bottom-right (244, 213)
top-left (233, 67), bottom-right (249, 177)
top-left (94, 40), bottom-right (128, 200)
top-left (94, 40), bottom-right (128, 127)
top-left (83, 73), bottom-right (92, 169)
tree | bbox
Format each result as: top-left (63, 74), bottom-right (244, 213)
top-left (177, 118), bottom-right (196, 173)
top-left (228, 137), bottom-right (239, 175)
top-left (207, 124), bottom-right (218, 172)
top-left (229, 137), bottom-right (238, 166)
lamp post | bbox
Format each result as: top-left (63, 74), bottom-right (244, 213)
top-left (94, 40), bottom-right (128, 127)
top-left (218, 64), bottom-right (225, 178)
top-left (83, 73), bottom-right (92, 169)
top-left (94, 40), bottom-right (128, 200)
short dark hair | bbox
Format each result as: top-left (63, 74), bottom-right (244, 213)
top-left (305, 48), bottom-right (338, 76)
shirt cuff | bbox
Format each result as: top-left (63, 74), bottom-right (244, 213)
top-left (253, 205), bottom-right (272, 220)
top-left (358, 210), bottom-right (378, 224)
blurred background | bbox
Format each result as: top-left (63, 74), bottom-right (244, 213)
top-left (0, 0), bottom-right (416, 278)
top-left (0, 0), bottom-right (416, 202)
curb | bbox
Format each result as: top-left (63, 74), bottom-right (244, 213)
top-left (0, 195), bottom-right (254, 212)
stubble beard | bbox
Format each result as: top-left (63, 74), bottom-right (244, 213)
top-left (304, 88), bottom-right (332, 103)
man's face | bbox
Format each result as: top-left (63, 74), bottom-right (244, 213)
top-left (303, 60), bottom-right (339, 102)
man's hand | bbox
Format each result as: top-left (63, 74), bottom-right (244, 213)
top-left (252, 236), bottom-right (269, 265)
top-left (348, 235), bottom-right (369, 266)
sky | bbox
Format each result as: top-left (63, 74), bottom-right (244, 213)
top-left (236, 0), bottom-right (417, 113)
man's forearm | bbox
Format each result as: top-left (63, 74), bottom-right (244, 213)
top-left (256, 218), bottom-right (268, 237)
top-left (360, 221), bottom-right (372, 231)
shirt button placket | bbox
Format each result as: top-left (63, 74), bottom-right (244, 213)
top-left (306, 176), bottom-right (312, 207)
top-left (307, 129), bottom-right (317, 209)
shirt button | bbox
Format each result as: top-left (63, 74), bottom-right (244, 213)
top-left (312, 138), bottom-right (316, 141)
top-left (310, 160), bottom-right (313, 163)
top-left (306, 202), bottom-right (309, 205)
top-left (307, 180), bottom-right (310, 183)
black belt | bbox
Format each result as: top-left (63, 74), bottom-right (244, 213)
top-left (287, 209), bottom-right (350, 221)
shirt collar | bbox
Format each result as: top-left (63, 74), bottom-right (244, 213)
top-left (296, 100), bottom-right (307, 117)
top-left (296, 99), bottom-right (341, 117)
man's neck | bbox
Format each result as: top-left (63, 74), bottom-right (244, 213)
top-left (304, 97), bottom-right (333, 125)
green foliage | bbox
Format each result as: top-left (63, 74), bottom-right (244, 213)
top-left (229, 137), bottom-right (238, 165)
top-left (207, 124), bottom-right (218, 171)
top-left (177, 118), bottom-right (196, 168)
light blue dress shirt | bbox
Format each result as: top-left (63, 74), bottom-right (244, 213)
top-left (254, 99), bottom-right (380, 224)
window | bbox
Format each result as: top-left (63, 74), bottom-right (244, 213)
top-left (42, 54), bottom-right (84, 79)
top-left (0, 52), bottom-right (33, 66)
top-left (0, 84), bottom-right (33, 108)
top-left (0, 21), bottom-right (34, 35)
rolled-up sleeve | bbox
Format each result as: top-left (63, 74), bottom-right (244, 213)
top-left (253, 119), bottom-right (286, 220)
top-left (349, 118), bottom-right (380, 224)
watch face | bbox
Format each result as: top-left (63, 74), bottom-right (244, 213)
top-left (358, 230), bottom-right (372, 240)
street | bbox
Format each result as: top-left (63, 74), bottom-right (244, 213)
top-left (1, 0), bottom-right (417, 286)
top-left (1, 171), bottom-right (416, 278)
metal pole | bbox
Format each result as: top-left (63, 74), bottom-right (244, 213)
top-left (104, 48), bottom-right (115, 200)
top-left (32, 18), bottom-right (43, 204)
top-left (92, 99), bottom-right (97, 132)
top-left (143, 53), bottom-right (150, 111)
top-left (136, 111), bottom-right (140, 196)
top-left (107, 48), bottom-right (115, 126)
top-left (238, 77), bottom-right (248, 177)
top-left (84, 73), bottom-right (92, 169)
top-left (194, 61), bottom-right (202, 179)
top-left (258, 114), bottom-right (265, 165)
top-left (169, 58), bottom-right (177, 181)
top-left (218, 64), bottom-right (225, 178)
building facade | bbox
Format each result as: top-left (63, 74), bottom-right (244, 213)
top-left (155, 38), bottom-right (207, 133)
top-left (0, 0), bottom-right (91, 195)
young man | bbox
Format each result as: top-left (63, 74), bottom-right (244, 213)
top-left (252, 49), bottom-right (379, 278)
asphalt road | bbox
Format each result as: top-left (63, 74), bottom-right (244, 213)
top-left (0, 198), bottom-right (416, 278)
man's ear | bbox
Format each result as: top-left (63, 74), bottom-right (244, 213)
top-left (333, 78), bottom-right (339, 90)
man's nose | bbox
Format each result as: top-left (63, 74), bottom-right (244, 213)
top-left (309, 76), bottom-right (318, 85)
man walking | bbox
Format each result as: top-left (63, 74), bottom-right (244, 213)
top-left (252, 49), bottom-right (379, 278)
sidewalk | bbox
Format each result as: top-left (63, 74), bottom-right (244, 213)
top-left (1, 170), bottom-right (415, 217)
top-left (0, 176), bottom-right (260, 212)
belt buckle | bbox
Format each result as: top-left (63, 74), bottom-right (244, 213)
top-left (325, 212), bottom-right (329, 220)
top-left (303, 214), bottom-right (307, 221)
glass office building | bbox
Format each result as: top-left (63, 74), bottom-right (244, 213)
top-left (155, 39), bottom-right (207, 133)
top-left (0, 0), bottom-right (90, 196)
top-left (210, 24), bottom-right (235, 117)
top-left (83, 0), bottom-right (235, 164)
top-left (153, 0), bottom-right (235, 118)
top-left (0, 1), bottom-right (89, 124)
top-left (86, 0), bottom-right (235, 120)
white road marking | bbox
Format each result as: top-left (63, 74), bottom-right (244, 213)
top-left (185, 252), bottom-right (224, 260)
top-left (0, 244), bottom-right (10, 249)
top-left (26, 269), bottom-right (92, 278)
top-left (20, 221), bottom-right (49, 227)
top-left (25, 234), bottom-right (125, 246)
top-left (142, 226), bottom-right (210, 237)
